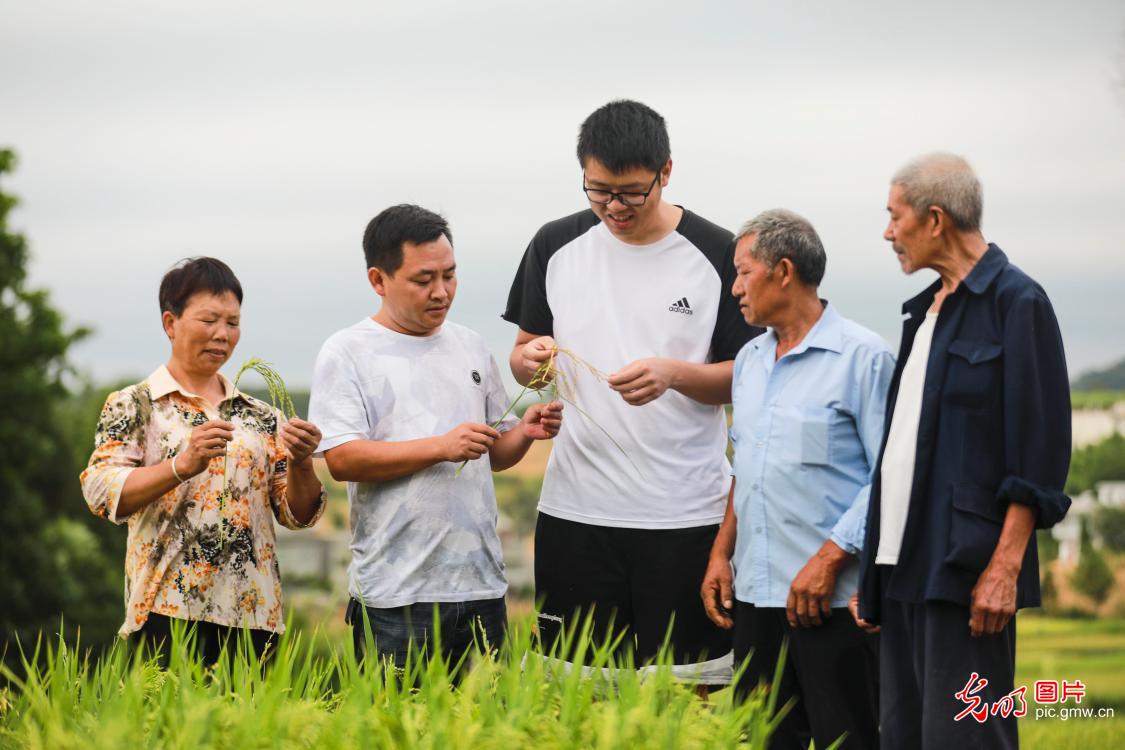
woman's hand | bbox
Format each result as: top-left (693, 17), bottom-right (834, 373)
top-left (177, 419), bottom-right (234, 476)
top-left (280, 417), bottom-right (322, 466)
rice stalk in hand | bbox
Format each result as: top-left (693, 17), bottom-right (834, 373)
top-left (454, 347), bottom-right (640, 478)
top-left (548, 347), bottom-right (642, 479)
top-left (217, 358), bottom-right (297, 544)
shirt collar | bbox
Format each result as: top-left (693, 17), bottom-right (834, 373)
top-left (795, 301), bottom-right (844, 355)
top-left (146, 364), bottom-right (242, 404)
top-left (962, 243), bottom-right (1007, 294)
top-left (901, 243), bottom-right (1008, 316)
top-left (749, 300), bottom-right (844, 358)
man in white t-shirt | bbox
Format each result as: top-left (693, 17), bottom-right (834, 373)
top-left (308, 204), bottom-right (562, 667)
top-left (504, 100), bottom-right (762, 683)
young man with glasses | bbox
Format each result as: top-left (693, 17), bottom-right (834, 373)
top-left (503, 100), bottom-right (762, 684)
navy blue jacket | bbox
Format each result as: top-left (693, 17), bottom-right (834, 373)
top-left (858, 245), bottom-right (1071, 623)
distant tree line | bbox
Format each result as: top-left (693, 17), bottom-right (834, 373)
top-left (0, 149), bottom-right (127, 672)
top-left (1067, 433), bottom-right (1125, 496)
top-left (1072, 357), bottom-right (1125, 391)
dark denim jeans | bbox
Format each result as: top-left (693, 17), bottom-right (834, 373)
top-left (346, 597), bottom-right (507, 670)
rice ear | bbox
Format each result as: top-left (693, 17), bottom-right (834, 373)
top-left (218, 357), bottom-right (298, 542)
top-left (455, 347), bottom-right (641, 479)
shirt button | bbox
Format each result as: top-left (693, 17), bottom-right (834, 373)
top-left (755, 441), bottom-right (764, 448)
top-left (754, 527), bottom-right (763, 534)
top-left (752, 483), bottom-right (760, 490)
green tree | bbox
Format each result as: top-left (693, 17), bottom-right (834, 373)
top-left (494, 475), bottom-right (542, 536)
top-left (1094, 505), bottom-right (1125, 553)
top-left (0, 149), bottom-right (124, 667)
top-left (1072, 357), bottom-right (1125, 390)
top-left (1037, 528), bottom-right (1059, 564)
top-left (1066, 433), bottom-right (1125, 495)
top-left (1070, 517), bottom-right (1115, 606)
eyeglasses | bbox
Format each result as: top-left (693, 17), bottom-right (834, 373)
top-left (582, 172), bottom-right (660, 207)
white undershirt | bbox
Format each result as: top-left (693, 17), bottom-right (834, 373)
top-left (876, 311), bottom-right (938, 565)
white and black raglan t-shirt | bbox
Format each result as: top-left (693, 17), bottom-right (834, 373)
top-left (503, 208), bottom-right (762, 529)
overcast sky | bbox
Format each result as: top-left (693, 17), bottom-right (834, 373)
top-left (4, 0), bottom-right (1124, 393)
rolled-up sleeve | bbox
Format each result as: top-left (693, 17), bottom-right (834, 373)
top-left (79, 389), bottom-right (145, 525)
top-left (996, 290), bottom-right (1071, 529)
top-left (831, 348), bottom-right (895, 554)
top-left (268, 411), bottom-right (326, 530)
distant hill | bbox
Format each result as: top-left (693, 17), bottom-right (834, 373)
top-left (1073, 357), bottom-right (1125, 391)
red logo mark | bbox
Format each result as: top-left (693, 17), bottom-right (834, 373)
top-left (1061, 680), bottom-right (1086, 704)
top-left (955, 673), bottom-right (991, 723)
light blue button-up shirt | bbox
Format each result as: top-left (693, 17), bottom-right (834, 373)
top-left (730, 302), bottom-right (894, 607)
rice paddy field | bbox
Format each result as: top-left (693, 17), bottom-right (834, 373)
top-left (1016, 615), bottom-right (1125, 748)
top-left (0, 617), bottom-right (785, 750)
top-left (1, 614), bottom-right (1122, 748)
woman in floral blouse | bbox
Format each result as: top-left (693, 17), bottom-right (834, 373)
top-left (81, 257), bottom-right (325, 661)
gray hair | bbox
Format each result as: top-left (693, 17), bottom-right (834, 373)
top-left (891, 152), bottom-right (983, 231)
top-left (735, 209), bottom-right (826, 287)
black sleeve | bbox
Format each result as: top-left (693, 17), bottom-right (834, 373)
top-left (711, 239), bottom-right (765, 361)
top-left (996, 287), bottom-right (1072, 528)
top-left (501, 210), bottom-right (599, 336)
top-left (502, 236), bottom-right (553, 336)
top-left (675, 210), bottom-right (764, 362)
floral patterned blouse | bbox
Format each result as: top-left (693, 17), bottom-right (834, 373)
top-left (80, 365), bottom-right (325, 636)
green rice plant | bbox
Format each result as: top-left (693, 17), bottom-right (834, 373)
top-left (0, 615), bottom-right (790, 749)
top-left (228, 357), bottom-right (297, 419)
top-left (456, 346), bottom-right (640, 478)
top-left (218, 358), bottom-right (297, 544)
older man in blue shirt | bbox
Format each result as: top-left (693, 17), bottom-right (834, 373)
top-left (702, 209), bottom-right (893, 750)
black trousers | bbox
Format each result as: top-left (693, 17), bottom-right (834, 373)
top-left (733, 602), bottom-right (879, 750)
top-left (534, 512), bottom-right (730, 667)
top-left (879, 598), bottom-right (1018, 750)
top-left (136, 613), bottom-right (276, 666)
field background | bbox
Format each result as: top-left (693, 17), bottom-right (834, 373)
top-left (272, 394), bottom-right (1125, 746)
top-left (269, 439), bottom-right (1125, 748)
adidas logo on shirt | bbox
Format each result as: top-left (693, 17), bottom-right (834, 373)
top-left (668, 297), bottom-right (693, 315)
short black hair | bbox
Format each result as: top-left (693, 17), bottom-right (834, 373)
top-left (159, 257), bottom-right (243, 316)
top-left (362, 204), bottom-right (453, 274)
top-left (576, 99), bottom-right (671, 174)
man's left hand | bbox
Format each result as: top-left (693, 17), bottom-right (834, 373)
top-left (521, 401), bottom-right (563, 440)
top-left (786, 540), bottom-right (851, 628)
top-left (969, 560), bottom-right (1019, 637)
top-left (607, 358), bottom-right (679, 406)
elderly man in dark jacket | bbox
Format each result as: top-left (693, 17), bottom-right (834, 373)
top-left (851, 153), bottom-right (1071, 749)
